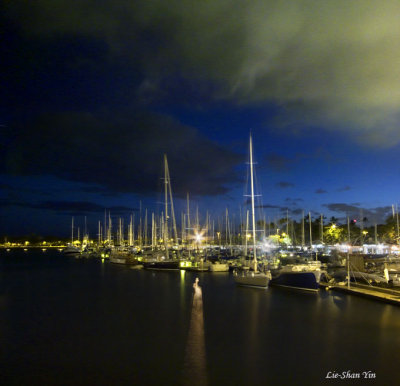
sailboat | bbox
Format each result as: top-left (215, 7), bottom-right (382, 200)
top-left (233, 135), bottom-right (271, 288)
top-left (143, 154), bottom-right (181, 270)
top-left (269, 213), bottom-right (326, 291)
top-left (63, 217), bottom-right (81, 256)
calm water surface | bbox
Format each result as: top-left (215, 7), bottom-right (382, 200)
top-left (1, 249), bottom-right (399, 385)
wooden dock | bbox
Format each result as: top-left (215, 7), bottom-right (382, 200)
top-left (321, 282), bottom-right (400, 306)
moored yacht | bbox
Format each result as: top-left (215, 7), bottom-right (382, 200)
top-left (233, 134), bottom-right (271, 289)
top-left (209, 261), bottom-right (229, 272)
top-left (143, 155), bottom-right (183, 271)
top-left (63, 244), bottom-right (81, 256)
top-left (269, 261), bottom-right (326, 291)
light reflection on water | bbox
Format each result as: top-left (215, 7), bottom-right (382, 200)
top-left (182, 278), bottom-right (207, 386)
top-left (1, 250), bottom-right (400, 385)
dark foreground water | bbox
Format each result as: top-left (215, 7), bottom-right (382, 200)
top-left (1, 250), bottom-right (399, 386)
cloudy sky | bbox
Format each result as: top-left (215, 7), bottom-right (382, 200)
top-left (2, 0), bottom-right (400, 237)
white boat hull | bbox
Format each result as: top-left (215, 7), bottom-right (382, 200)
top-left (109, 257), bottom-right (126, 264)
top-left (233, 271), bottom-right (270, 288)
top-left (209, 263), bottom-right (229, 272)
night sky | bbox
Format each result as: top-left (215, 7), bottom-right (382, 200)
top-left (2, 1), bottom-right (400, 238)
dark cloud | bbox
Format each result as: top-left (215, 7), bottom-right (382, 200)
top-left (285, 197), bottom-right (303, 203)
top-left (323, 203), bottom-right (359, 214)
top-left (323, 203), bottom-right (392, 223)
top-left (1, 110), bottom-right (242, 197)
top-left (5, 1), bottom-right (399, 146)
top-left (315, 189), bottom-right (327, 194)
top-left (0, 183), bottom-right (13, 190)
top-left (38, 201), bottom-right (135, 214)
top-left (0, 198), bottom-right (21, 208)
top-left (337, 186), bottom-right (351, 192)
top-left (276, 181), bottom-right (294, 188)
top-left (255, 204), bottom-right (301, 216)
top-left (256, 204), bottom-right (284, 209)
top-left (0, 197), bottom-right (136, 215)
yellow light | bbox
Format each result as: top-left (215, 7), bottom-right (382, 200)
top-left (331, 224), bottom-right (336, 229)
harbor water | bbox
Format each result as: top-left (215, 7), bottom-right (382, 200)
top-left (1, 249), bottom-right (399, 385)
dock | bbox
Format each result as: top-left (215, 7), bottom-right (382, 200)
top-left (321, 282), bottom-right (400, 306)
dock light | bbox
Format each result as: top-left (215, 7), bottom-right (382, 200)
top-left (195, 233), bottom-right (203, 242)
top-left (331, 224), bottom-right (336, 229)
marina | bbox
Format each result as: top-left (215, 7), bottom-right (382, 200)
top-left (4, 3), bottom-right (400, 385)
top-left (1, 248), bottom-right (399, 385)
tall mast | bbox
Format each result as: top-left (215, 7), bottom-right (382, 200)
top-left (396, 204), bottom-right (399, 244)
top-left (249, 134), bottom-right (257, 266)
top-left (167, 164), bottom-right (179, 249)
top-left (245, 210), bottom-right (249, 257)
top-left (164, 154), bottom-right (169, 259)
top-left (347, 217), bottom-right (351, 289)
top-left (151, 212), bottom-right (155, 250)
top-left (129, 214), bottom-right (133, 246)
top-left (144, 209), bottom-right (148, 247)
top-left (119, 218), bottom-right (122, 245)
top-left (98, 220), bottom-right (101, 245)
top-left (320, 213), bottom-right (324, 244)
top-left (182, 213), bottom-right (186, 248)
top-left (108, 212), bottom-right (112, 244)
top-left (225, 208), bottom-right (228, 247)
top-left (104, 209), bottom-right (107, 242)
top-left (71, 216), bottom-right (74, 244)
top-left (187, 193), bottom-right (191, 254)
top-left (186, 193), bottom-right (191, 233)
top-left (139, 201), bottom-right (142, 248)
top-left (308, 212), bottom-right (312, 250)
